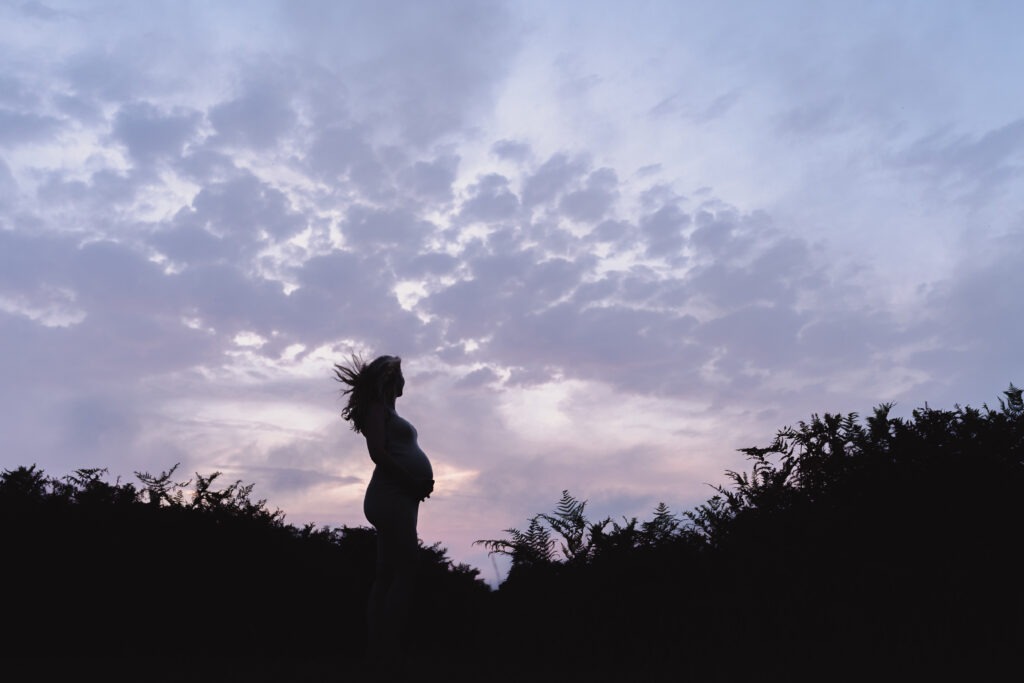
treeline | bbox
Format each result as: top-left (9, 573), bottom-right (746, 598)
top-left (0, 464), bottom-right (487, 677)
top-left (473, 386), bottom-right (1024, 680)
top-left (3, 387), bottom-right (1023, 680)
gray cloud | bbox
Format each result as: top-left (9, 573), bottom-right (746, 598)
top-left (454, 366), bottom-right (502, 389)
top-left (491, 139), bottom-right (531, 162)
top-left (639, 203), bottom-right (690, 260)
top-left (174, 263), bottom-right (287, 335)
top-left (306, 124), bottom-right (382, 188)
top-left (57, 392), bottom-right (142, 454)
top-left (585, 219), bottom-right (635, 251)
top-left (688, 237), bottom-right (815, 310)
top-left (916, 229), bottom-right (1024, 398)
top-left (281, 0), bottom-right (519, 147)
top-left (151, 220), bottom-right (236, 267)
top-left (403, 251), bottom-right (460, 278)
top-left (111, 101), bottom-right (202, 164)
top-left (649, 89), bottom-right (740, 124)
top-left (399, 154), bottom-right (459, 204)
top-left (52, 91), bottom-right (104, 125)
top-left (495, 301), bottom-right (706, 395)
top-left (689, 207), bottom-right (740, 255)
top-left (0, 74), bottom-right (43, 108)
top-left (0, 157), bottom-right (15, 203)
top-left (776, 96), bottom-right (848, 137)
top-left (36, 168), bottom-right (139, 212)
top-left (17, 1), bottom-right (67, 21)
top-left (521, 153), bottom-right (589, 208)
top-left (459, 173), bottom-right (521, 223)
top-left (63, 49), bottom-right (156, 103)
top-left (155, 171), bottom-right (306, 268)
top-left (288, 249), bottom-right (430, 352)
top-left (341, 204), bottom-right (437, 253)
top-left (173, 148), bottom-right (240, 183)
top-left (209, 76), bottom-right (298, 150)
top-left (897, 118), bottom-right (1024, 204)
top-left (243, 464), bottom-right (360, 497)
top-left (0, 228), bottom-right (72, 299)
top-left (560, 167), bottom-right (618, 223)
top-left (0, 108), bottom-right (63, 146)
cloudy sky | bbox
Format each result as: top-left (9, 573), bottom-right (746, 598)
top-left (2, 0), bottom-right (1022, 585)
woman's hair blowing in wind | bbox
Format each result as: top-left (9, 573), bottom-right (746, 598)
top-left (334, 354), bottom-right (402, 434)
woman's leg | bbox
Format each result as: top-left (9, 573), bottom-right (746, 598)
top-left (380, 504), bottom-right (419, 654)
top-left (365, 489), bottom-right (419, 674)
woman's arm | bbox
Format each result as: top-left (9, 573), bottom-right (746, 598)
top-left (363, 401), bottom-right (433, 501)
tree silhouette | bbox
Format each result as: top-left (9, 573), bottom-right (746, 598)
top-left (472, 384), bottom-right (1024, 681)
top-left (3, 385), bottom-right (1022, 681)
top-left (134, 463), bottom-right (191, 507)
top-left (0, 462), bottom-right (490, 680)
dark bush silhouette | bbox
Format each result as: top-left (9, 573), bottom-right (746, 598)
top-left (4, 385), bottom-right (1022, 680)
top-left (0, 463), bottom-right (488, 680)
top-left (474, 385), bottom-right (1024, 680)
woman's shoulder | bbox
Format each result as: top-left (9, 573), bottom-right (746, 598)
top-left (364, 400), bottom-right (395, 423)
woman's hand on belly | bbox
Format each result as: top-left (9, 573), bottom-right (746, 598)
top-left (407, 477), bottom-right (434, 502)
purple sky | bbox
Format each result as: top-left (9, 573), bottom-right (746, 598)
top-left (2, 0), bottom-right (1022, 586)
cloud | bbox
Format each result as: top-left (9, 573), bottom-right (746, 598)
top-left (243, 464), bottom-right (360, 497)
top-left (776, 96), bottom-right (848, 137)
top-left (915, 228), bottom-right (1024, 398)
top-left (399, 154), bottom-right (460, 204)
top-left (153, 170), bottom-right (307, 268)
top-left (649, 89), bottom-right (740, 124)
top-left (0, 108), bottom-right (63, 146)
top-left (0, 74), bottom-right (43, 108)
top-left (491, 139), bottom-right (531, 162)
top-left (280, 0), bottom-right (520, 146)
top-left (492, 302), bottom-right (706, 394)
top-left (305, 124), bottom-right (377, 182)
top-left (36, 168), bottom-right (139, 212)
top-left (57, 392), bottom-right (142, 454)
top-left (639, 203), bottom-right (690, 260)
top-left (17, 1), bottom-right (68, 21)
top-left (208, 75), bottom-right (299, 150)
top-left (287, 249), bottom-right (430, 353)
top-left (341, 204), bottom-right (437, 253)
top-left (0, 158), bottom-right (16, 203)
top-left (151, 221), bottom-right (236, 268)
top-left (559, 167), bottom-right (618, 223)
top-left (454, 366), bottom-right (501, 389)
top-left (403, 251), bottom-right (460, 279)
top-left (521, 153), bottom-right (589, 208)
top-left (458, 173), bottom-right (520, 223)
top-left (896, 118), bottom-right (1024, 204)
top-left (111, 101), bottom-right (202, 165)
top-left (63, 48), bottom-right (157, 103)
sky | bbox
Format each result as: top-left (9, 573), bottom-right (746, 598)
top-left (2, 0), bottom-right (1023, 586)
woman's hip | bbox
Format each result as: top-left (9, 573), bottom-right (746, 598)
top-left (363, 480), bottom-right (419, 531)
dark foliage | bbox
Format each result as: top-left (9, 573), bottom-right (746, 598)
top-left (0, 463), bottom-right (488, 680)
top-left (4, 386), bottom-right (1022, 681)
top-left (474, 385), bottom-right (1024, 680)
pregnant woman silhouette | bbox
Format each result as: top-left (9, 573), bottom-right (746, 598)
top-left (334, 355), bottom-right (434, 679)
